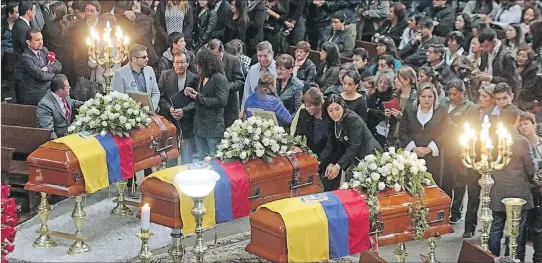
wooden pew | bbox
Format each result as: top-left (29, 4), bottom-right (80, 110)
top-left (1, 125), bottom-right (51, 212)
top-left (1, 103), bottom-right (38, 128)
top-left (1, 147), bottom-right (15, 185)
top-left (355, 40), bottom-right (379, 60)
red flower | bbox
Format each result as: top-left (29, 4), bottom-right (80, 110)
top-left (2, 200), bottom-right (16, 215)
top-left (4, 243), bottom-right (14, 253)
top-left (1, 256), bottom-right (8, 263)
top-left (1, 249), bottom-right (7, 256)
top-left (1, 185), bottom-right (9, 199)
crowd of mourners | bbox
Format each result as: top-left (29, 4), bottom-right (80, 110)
top-left (2, 0), bottom-right (542, 261)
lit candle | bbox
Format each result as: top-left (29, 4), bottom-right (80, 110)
top-left (141, 204), bottom-right (150, 230)
top-left (86, 36), bottom-right (91, 46)
top-left (123, 36), bottom-right (129, 46)
top-left (106, 21), bottom-right (111, 29)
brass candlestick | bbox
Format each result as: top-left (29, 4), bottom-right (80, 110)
top-left (460, 118), bottom-right (513, 251)
top-left (86, 21), bottom-right (129, 94)
top-left (191, 196), bottom-right (207, 263)
top-left (168, 228), bottom-right (185, 261)
top-left (111, 181), bottom-right (133, 216)
top-left (421, 236), bottom-right (441, 263)
top-left (68, 194), bottom-right (90, 254)
top-left (395, 242), bottom-right (408, 263)
top-left (34, 192), bottom-right (56, 248)
top-left (136, 229), bottom-right (154, 263)
top-left (502, 198), bottom-right (527, 262)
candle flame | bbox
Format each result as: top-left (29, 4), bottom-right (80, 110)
top-left (106, 21), bottom-right (111, 28)
top-left (86, 37), bottom-right (91, 46)
top-left (143, 203), bottom-right (149, 208)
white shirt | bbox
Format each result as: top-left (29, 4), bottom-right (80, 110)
top-left (405, 106), bottom-right (439, 157)
top-left (52, 92), bottom-right (67, 114)
top-left (445, 47), bottom-right (464, 65)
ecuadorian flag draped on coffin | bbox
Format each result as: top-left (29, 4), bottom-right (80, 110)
top-left (54, 133), bottom-right (134, 193)
top-left (260, 190), bottom-right (371, 262)
top-left (146, 160), bottom-right (250, 233)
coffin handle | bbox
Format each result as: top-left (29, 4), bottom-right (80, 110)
top-left (289, 175), bottom-right (313, 189)
top-left (152, 136), bottom-right (174, 152)
top-left (426, 210), bottom-right (445, 224)
top-left (72, 171), bottom-right (81, 182)
top-left (248, 187), bottom-right (260, 200)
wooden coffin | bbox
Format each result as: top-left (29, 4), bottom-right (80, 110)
top-left (138, 152), bottom-right (323, 229)
top-left (245, 185), bottom-right (454, 263)
top-left (24, 115), bottom-right (179, 196)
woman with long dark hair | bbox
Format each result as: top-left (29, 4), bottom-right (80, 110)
top-left (224, 0), bottom-right (248, 43)
top-left (42, 2), bottom-right (73, 77)
top-left (184, 49), bottom-right (229, 159)
top-left (194, 0), bottom-right (218, 50)
top-left (454, 13), bottom-right (474, 51)
top-left (318, 95), bottom-right (382, 191)
top-left (376, 2), bottom-right (408, 47)
top-left (315, 41), bottom-right (341, 91)
top-left (516, 45), bottom-right (541, 105)
top-left (340, 70), bottom-right (367, 121)
top-left (521, 7), bottom-right (540, 43)
top-left (503, 23), bottom-right (523, 58)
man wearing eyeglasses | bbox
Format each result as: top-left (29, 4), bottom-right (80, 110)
top-left (112, 44), bottom-right (160, 111)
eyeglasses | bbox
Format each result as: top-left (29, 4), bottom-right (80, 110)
top-left (276, 67), bottom-right (292, 72)
top-left (135, 55), bottom-right (148, 59)
top-left (174, 61), bottom-right (188, 64)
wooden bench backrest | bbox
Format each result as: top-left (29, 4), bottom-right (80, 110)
top-left (355, 41), bottom-right (379, 61)
top-left (1, 125), bottom-right (50, 154)
top-left (1, 147), bottom-right (14, 173)
top-left (1, 103), bottom-right (38, 128)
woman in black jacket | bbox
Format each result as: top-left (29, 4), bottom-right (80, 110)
top-left (294, 87), bottom-right (327, 156)
top-left (319, 95), bottom-right (382, 191)
top-left (516, 44), bottom-right (541, 106)
top-left (263, 0), bottom-right (289, 55)
top-left (153, 0), bottom-right (194, 55)
top-left (367, 72), bottom-right (395, 147)
top-left (245, 0), bottom-right (267, 56)
top-left (194, 0), bottom-right (218, 50)
top-left (377, 2), bottom-right (408, 47)
top-left (340, 70), bottom-right (368, 121)
top-left (223, 0), bottom-right (248, 43)
top-left (399, 83), bottom-right (449, 187)
top-left (292, 41), bottom-right (317, 84)
top-left (184, 49), bottom-right (229, 159)
top-left (42, 2), bottom-right (71, 71)
top-left (315, 41), bottom-right (341, 91)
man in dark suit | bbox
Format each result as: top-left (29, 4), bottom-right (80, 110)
top-left (37, 74), bottom-right (83, 139)
top-left (69, 0), bottom-right (101, 80)
top-left (208, 39), bottom-right (245, 128)
top-left (31, 0), bottom-right (54, 30)
top-left (12, 1), bottom-right (37, 55)
top-left (476, 28), bottom-right (522, 101)
top-left (158, 51), bottom-right (199, 166)
top-left (17, 28), bottom-right (62, 105)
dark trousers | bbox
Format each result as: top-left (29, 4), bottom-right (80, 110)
top-left (531, 192), bottom-right (542, 263)
top-left (489, 210), bottom-right (528, 261)
top-left (463, 170), bottom-right (481, 233)
top-left (288, 16), bottom-right (306, 45)
top-left (441, 153), bottom-right (467, 218)
top-left (307, 25), bottom-right (330, 50)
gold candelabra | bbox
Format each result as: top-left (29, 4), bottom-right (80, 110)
top-left (136, 229), bottom-right (154, 263)
top-left (86, 21), bottom-right (129, 94)
top-left (460, 116), bottom-right (513, 251)
top-left (502, 198), bottom-right (526, 262)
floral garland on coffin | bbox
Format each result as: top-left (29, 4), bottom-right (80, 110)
top-left (340, 147), bottom-right (436, 240)
top-left (214, 117), bottom-right (309, 163)
top-left (1, 185), bottom-right (17, 263)
top-left (67, 91), bottom-right (153, 137)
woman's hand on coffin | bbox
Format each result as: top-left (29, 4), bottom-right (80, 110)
top-left (327, 164), bottom-right (340, 179)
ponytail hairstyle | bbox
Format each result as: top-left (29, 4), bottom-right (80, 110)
top-left (256, 73), bottom-right (277, 97)
top-left (51, 1), bottom-right (69, 36)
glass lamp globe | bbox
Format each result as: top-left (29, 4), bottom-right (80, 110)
top-left (174, 169), bottom-right (220, 198)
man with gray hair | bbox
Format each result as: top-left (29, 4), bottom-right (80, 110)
top-left (241, 41), bottom-right (277, 111)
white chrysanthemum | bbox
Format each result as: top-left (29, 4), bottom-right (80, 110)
top-left (340, 183), bottom-right (349, 190)
top-left (352, 180), bottom-right (361, 187)
top-left (262, 138), bottom-right (270, 146)
top-left (79, 105), bottom-right (88, 112)
top-left (397, 163), bottom-right (405, 171)
top-left (114, 104), bottom-right (121, 111)
top-left (216, 151), bottom-right (223, 158)
top-left (365, 177), bottom-right (372, 183)
top-left (247, 125), bottom-right (253, 133)
top-left (143, 105), bottom-right (150, 112)
top-left (232, 137), bottom-right (240, 143)
top-left (133, 109), bottom-right (140, 116)
top-left (225, 151), bottom-right (233, 158)
top-left (136, 117), bottom-right (141, 123)
top-left (94, 99), bottom-right (101, 106)
top-left (256, 149), bottom-right (265, 157)
top-left (425, 178), bottom-right (432, 185)
top-left (105, 105), bottom-right (112, 111)
top-left (368, 163), bottom-right (378, 171)
top-left (388, 147), bottom-right (396, 154)
top-left (381, 152), bottom-right (391, 162)
top-left (353, 171), bottom-right (363, 179)
top-left (145, 118), bottom-right (152, 125)
top-left (371, 173), bottom-right (380, 181)
top-left (121, 93), bottom-right (129, 100)
top-left (100, 114), bottom-right (108, 120)
top-left (233, 119), bottom-right (243, 126)
top-left (271, 143), bottom-right (280, 152)
top-left (410, 166), bottom-right (419, 174)
top-left (364, 154), bottom-right (376, 162)
top-left (280, 145), bottom-right (288, 152)
top-left (253, 135), bottom-right (260, 141)
top-left (100, 130), bottom-right (107, 136)
top-left (378, 182), bottom-right (386, 191)
top-left (67, 126), bottom-right (76, 132)
top-left (240, 151), bottom-right (247, 159)
top-left (123, 102), bottom-right (130, 108)
top-left (125, 123), bottom-right (132, 130)
top-left (224, 131), bottom-right (230, 138)
top-left (264, 130), bottom-right (272, 137)
top-left (101, 121), bottom-right (108, 127)
top-left (243, 138), bottom-right (251, 145)
top-left (394, 183), bottom-right (402, 192)
top-left (391, 167), bottom-right (399, 176)
top-left (89, 121), bottom-right (96, 128)
top-left (119, 116), bottom-right (127, 124)
top-left (95, 93), bottom-right (103, 98)
top-left (127, 108), bottom-right (133, 115)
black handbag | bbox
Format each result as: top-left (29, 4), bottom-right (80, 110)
top-left (72, 69), bottom-right (103, 101)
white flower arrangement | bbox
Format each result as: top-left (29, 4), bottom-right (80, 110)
top-left (340, 147), bottom-right (435, 240)
top-left (214, 116), bottom-right (307, 163)
top-left (67, 91), bottom-right (152, 137)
